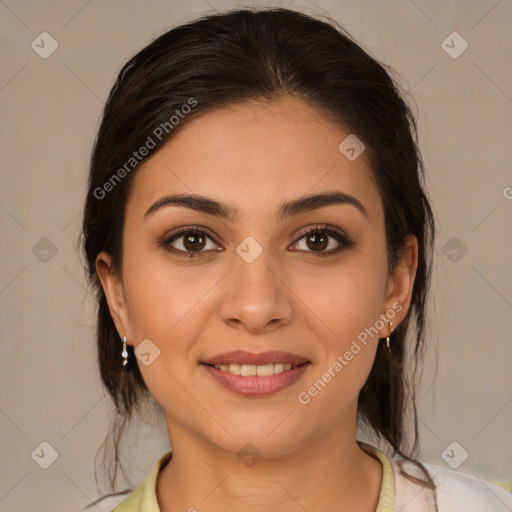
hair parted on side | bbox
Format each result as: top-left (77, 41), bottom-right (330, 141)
top-left (81, 7), bottom-right (437, 508)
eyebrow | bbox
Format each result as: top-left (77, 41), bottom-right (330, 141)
top-left (144, 191), bottom-right (368, 222)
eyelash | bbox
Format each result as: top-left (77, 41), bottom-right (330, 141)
top-left (159, 224), bottom-right (354, 258)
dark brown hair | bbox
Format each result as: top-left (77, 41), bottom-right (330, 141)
top-left (81, 7), bottom-right (437, 508)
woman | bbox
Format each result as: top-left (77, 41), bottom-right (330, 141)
top-left (81, 7), bottom-right (512, 511)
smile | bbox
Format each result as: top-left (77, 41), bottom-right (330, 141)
top-left (210, 362), bottom-right (301, 376)
top-left (201, 360), bottom-right (311, 396)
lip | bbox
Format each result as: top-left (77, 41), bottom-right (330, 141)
top-left (201, 350), bottom-right (308, 366)
top-left (201, 361), bottom-right (311, 397)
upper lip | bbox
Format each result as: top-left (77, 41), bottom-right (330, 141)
top-left (201, 350), bottom-right (309, 366)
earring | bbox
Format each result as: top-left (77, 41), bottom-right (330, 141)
top-left (386, 322), bottom-right (394, 352)
top-left (121, 335), bottom-right (129, 367)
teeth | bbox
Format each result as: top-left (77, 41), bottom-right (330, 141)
top-left (256, 364), bottom-right (273, 376)
top-left (274, 363), bottom-right (284, 373)
top-left (228, 363), bottom-right (241, 375)
top-left (241, 364), bottom-right (257, 376)
top-left (213, 363), bottom-right (301, 376)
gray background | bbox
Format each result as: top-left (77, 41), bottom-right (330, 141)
top-left (1, 0), bottom-right (511, 511)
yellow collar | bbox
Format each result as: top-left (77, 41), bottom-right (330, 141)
top-left (358, 440), bottom-right (395, 512)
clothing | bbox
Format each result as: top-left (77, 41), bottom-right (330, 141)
top-left (107, 441), bottom-right (512, 511)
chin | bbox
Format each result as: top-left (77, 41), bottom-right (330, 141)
top-left (199, 413), bottom-right (310, 459)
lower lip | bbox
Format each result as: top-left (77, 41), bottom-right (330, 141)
top-left (201, 363), bottom-right (311, 397)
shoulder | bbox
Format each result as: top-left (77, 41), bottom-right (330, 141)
top-left (391, 454), bottom-right (512, 511)
top-left (425, 461), bottom-right (512, 511)
top-left (107, 450), bottom-right (173, 511)
top-left (78, 491), bottom-right (132, 512)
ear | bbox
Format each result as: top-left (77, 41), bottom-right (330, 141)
top-left (95, 251), bottom-right (133, 344)
top-left (379, 234), bottom-right (418, 336)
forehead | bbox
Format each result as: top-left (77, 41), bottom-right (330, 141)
top-left (126, 96), bottom-right (382, 223)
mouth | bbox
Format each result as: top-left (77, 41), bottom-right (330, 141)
top-left (199, 351), bottom-right (311, 396)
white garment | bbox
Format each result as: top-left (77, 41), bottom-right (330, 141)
top-left (391, 453), bottom-right (512, 511)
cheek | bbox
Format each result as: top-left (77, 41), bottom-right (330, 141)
top-left (294, 256), bottom-right (387, 341)
top-left (122, 243), bottom-right (218, 339)
top-left (120, 248), bottom-right (227, 402)
top-left (120, 256), bottom-right (208, 409)
top-left (290, 255), bottom-right (387, 396)
top-left (293, 270), bottom-right (383, 417)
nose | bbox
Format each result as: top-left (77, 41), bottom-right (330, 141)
top-left (219, 244), bottom-right (294, 334)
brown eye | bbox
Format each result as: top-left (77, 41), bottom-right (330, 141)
top-left (291, 226), bottom-right (353, 255)
top-left (183, 232), bottom-right (206, 251)
top-left (305, 232), bottom-right (329, 251)
top-left (162, 228), bottom-right (220, 254)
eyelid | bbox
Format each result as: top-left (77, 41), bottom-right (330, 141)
top-left (166, 225), bottom-right (220, 244)
top-left (293, 224), bottom-right (349, 243)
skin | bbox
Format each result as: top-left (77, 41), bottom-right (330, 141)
top-left (96, 95), bottom-right (418, 512)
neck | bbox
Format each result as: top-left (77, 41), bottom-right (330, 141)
top-left (156, 426), bottom-right (383, 512)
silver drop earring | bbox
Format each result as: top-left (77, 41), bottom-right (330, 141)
top-left (121, 335), bottom-right (129, 367)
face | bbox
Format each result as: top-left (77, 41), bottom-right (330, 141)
top-left (97, 95), bottom-right (417, 459)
